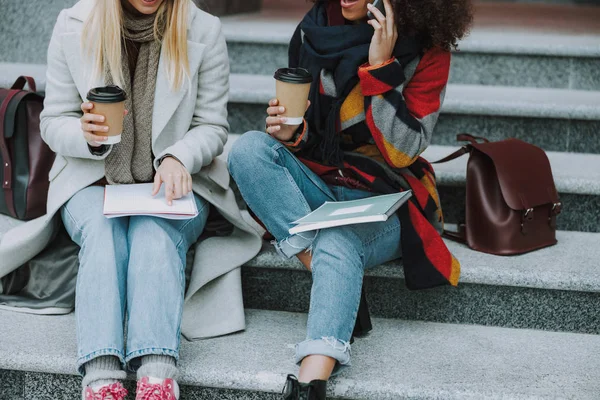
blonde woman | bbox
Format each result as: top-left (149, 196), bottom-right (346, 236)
top-left (35, 0), bottom-right (261, 398)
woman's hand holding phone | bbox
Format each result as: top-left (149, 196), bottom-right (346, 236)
top-left (80, 102), bottom-right (128, 147)
top-left (367, 0), bottom-right (398, 67)
top-left (265, 98), bottom-right (310, 142)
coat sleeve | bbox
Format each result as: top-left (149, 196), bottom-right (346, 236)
top-left (358, 48), bottom-right (451, 169)
top-left (40, 10), bottom-right (112, 161)
top-left (153, 17), bottom-right (229, 175)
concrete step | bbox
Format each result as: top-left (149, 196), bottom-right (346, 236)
top-left (227, 73), bottom-right (600, 156)
top-left (243, 230), bottom-right (600, 335)
top-left (2, 309), bottom-right (600, 399)
top-left (221, 2), bottom-right (600, 90)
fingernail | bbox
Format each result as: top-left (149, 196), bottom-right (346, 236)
top-left (104, 127), bottom-right (109, 131)
top-left (281, 117), bottom-right (287, 122)
top-left (100, 116), bottom-right (105, 122)
top-left (279, 107), bottom-right (285, 113)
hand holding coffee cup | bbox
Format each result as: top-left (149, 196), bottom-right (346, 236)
top-left (82, 86), bottom-right (127, 147)
top-left (266, 68), bottom-right (313, 142)
top-left (80, 103), bottom-right (128, 147)
top-left (266, 98), bottom-right (311, 142)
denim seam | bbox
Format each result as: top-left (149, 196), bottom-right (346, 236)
top-left (78, 348), bottom-right (126, 375)
top-left (63, 205), bottom-right (87, 242)
top-left (173, 251), bottom-right (186, 360)
top-left (125, 347), bottom-right (179, 365)
top-left (168, 205), bottom-right (201, 362)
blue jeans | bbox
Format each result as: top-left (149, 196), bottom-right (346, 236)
top-left (61, 186), bottom-right (209, 374)
top-left (228, 131), bottom-right (402, 373)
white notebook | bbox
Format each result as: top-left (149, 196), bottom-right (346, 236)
top-left (289, 191), bottom-right (412, 234)
top-left (103, 183), bottom-right (199, 220)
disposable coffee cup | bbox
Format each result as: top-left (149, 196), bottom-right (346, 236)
top-left (86, 85), bottom-right (127, 145)
top-left (274, 68), bottom-right (312, 126)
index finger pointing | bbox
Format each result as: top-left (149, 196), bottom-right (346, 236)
top-left (165, 175), bottom-right (174, 206)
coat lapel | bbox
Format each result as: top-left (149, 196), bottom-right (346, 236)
top-left (61, 32), bottom-right (104, 100)
top-left (152, 41), bottom-right (206, 143)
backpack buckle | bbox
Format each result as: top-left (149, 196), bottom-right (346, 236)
top-left (521, 208), bottom-right (534, 234)
top-left (549, 202), bottom-right (562, 230)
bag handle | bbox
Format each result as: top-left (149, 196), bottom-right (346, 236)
top-left (457, 133), bottom-right (489, 145)
top-left (431, 133), bottom-right (490, 164)
top-left (432, 146), bottom-right (469, 164)
top-left (11, 76), bottom-right (37, 93)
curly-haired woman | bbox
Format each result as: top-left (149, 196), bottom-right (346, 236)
top-left (228, 0), bottom-right (473, 398)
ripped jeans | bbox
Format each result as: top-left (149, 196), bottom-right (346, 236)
top-left (228, 131), bottom-right (402, 373)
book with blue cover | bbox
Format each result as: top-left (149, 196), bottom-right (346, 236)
top-left (289, 191), bottom-right (412, 234)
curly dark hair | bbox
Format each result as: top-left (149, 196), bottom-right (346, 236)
top-left (315, 0), bottom-right (474, 50)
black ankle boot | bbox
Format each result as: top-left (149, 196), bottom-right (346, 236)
top-left (282, 374), bottom-right (327, 400)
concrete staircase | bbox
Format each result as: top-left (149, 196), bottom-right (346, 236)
top-left (1, 1), bottom-right (600, 399)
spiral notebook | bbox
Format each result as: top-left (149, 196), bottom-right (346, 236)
top-left (289, 191), bottom-right (412, 234)
top-left (103, 183), bottom-right (198, 220)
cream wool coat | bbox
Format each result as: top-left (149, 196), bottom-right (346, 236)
top-left (0, 0), bottom-right (263, 340)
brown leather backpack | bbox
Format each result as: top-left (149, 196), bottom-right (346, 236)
top-left (435, 134), bottom-right (562, 256)
top-left (0, 76), bottom-right (55, 220)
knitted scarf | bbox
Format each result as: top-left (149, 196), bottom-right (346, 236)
top-left (296, 1), bottom-right (422, 166)
top-left (105, 8), bottom-right (162, 185)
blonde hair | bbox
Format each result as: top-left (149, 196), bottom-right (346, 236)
top-left (82, 0), bottom-right (190, 90)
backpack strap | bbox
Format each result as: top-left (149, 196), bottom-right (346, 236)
top-left (431, 146), bottom-right (470, 164)
top-left (0, 89), bottom-right (21, 218)
top-left (456, 133), bottom-right (490, 145)
top-left (431, 133), bottom-right (488, 164)
top-left (11, 76), bottom-right (37, 93)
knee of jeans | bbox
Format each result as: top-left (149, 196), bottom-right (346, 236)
top-left (228, 131), bottom-right (275, 177)
top-left (311, 227), bottom-right (364, 270)
top-left (79, 213), bottom-right (126, 243)
top-left (128, 218), bottom-right (180, 262)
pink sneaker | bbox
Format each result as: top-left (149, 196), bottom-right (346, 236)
top-left (135, 377), bottom-right (179, 400)
top-left (83, 382), bottom-right (129, 400)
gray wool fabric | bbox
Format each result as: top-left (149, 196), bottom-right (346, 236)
top-left (82, 356), bottom-right (126, 389)
top-left (137, 355), bottom-right (178, 380)
top-left (105, 9), bottom-right (162, 185)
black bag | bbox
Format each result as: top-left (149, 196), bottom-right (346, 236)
top-left (0, 76), bottom-right (55, 220)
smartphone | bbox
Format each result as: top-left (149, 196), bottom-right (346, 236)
top-left (367, 0), bottom-right (387, 20)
